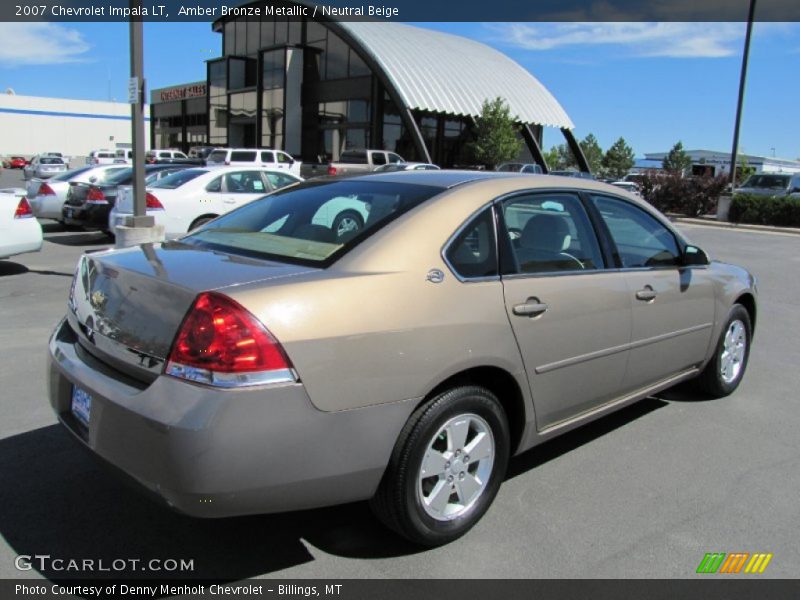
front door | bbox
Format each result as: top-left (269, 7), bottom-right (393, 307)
top-left (588, 194), bottom-right (715, 392)
top-left (499, 192), bottom-right (632, 430)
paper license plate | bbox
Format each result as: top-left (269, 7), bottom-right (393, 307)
top-left (71, 385), bottom-right (92, 427)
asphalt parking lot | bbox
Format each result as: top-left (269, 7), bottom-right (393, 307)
top-left (1, 167), bottom-right (798, 580)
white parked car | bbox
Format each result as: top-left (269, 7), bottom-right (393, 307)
top-left (145, 149), bottom-right (189, 163)
top-left (27, 165), bottom-right (129, 221)
top-left (611, 181), bottom-right (642, 195)
top-left (87, 150), bottom-right (118, 166)
top-left (206, 148), bottom-right (302, 177)
top-left (108, 167), bottom-right (302, 238)
top-left (0, 189), bottom-right (43, 259)
top-left (23, 156), bottom-right (67, 180)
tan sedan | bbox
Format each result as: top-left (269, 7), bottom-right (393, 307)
top-left (48, 171), bottom-right (756, 546)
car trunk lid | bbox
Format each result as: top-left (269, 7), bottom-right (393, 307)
top-left (67, 241), bottom-right (317, 383)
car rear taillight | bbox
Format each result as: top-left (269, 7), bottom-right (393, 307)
top-left (165, 292), bottom-right (295, 388)
top-left (38, 182), bottom-right (55, 196)
top-left (86, 187), bottom-right (107, 204)
top-left (145, 192), bottom-right (163, 210)
top-left (327, 165), bottom-right (337, 176)
top-left (14, 197), bottom-right (33, 219)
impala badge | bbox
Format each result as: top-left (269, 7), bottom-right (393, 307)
top-left (426, 269), bottom-right (445, 284)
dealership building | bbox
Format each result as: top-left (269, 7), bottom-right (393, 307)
top-left (643, 149), bottom-right (800, 177)
top-left (150, 2), bottom-right (584, 170)
top-left (1, 4), bottom-right (585, 170)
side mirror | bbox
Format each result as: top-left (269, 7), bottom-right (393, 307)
top-left (683, 245), bottom-right (710, 266)
top-left (89, 176), bottom-right (97, 183)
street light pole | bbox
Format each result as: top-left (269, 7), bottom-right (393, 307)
top-left (127, 12), bottom-right (152, 228)
top-left (729, 0), bottom-right (757, 187)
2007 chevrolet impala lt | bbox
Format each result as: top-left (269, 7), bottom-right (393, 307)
top-left (48, 171), bottom-right (756, 546)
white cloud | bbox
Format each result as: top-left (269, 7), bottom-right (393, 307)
top-left (0, 23), bottom-right (91, 65)
top-left (491, 22), bottom-right (748, 59)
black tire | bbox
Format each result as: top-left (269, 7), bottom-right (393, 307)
top-left (696, 304), bottom-right (752, 398)
top-left (331, 210), bottom-right (363, 239)
top-left (370, 385), bottom-right (510, 546)
top-left (189, 215), bottom-right (216, 231)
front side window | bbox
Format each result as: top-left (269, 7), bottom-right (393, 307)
top-left (266, 172), bottom-right (299, 190)
top-left (591, 195), bottom-right (681, 268)
top-left (445, 208), bottom-right (497, 279)
top-left (388, 153), bottom-right (403, 164)
top-left (277, 152), bottom-right (293, 164)
top-left (501, 193), bottom-right (603, 274)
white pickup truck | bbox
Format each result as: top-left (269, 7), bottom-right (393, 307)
top-left (327, 149), bottom-right (405, 176)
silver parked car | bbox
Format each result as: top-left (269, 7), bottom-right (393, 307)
top-left (49, 171), bottom-right (756, 546)
top-left (27, 165), bottom-right (129, 222)
top-left (23, 156), bottom-right (67, 180)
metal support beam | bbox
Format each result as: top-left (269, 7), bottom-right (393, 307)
top-left (561, 128), bottom-right (591, 174)
top-left (729, 0), bottom-right (757, 186)
top-left (126, 12), bottom-right (153, 228)
top-left (405, 108), bottom-right (433, 164)
top-left (520, 124), bottom-right (549, 173)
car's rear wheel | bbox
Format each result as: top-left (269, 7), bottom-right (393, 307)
top-left (697, 304), bottom-right (752, 397)
top-left (371, 385), bottom-right (509, 546)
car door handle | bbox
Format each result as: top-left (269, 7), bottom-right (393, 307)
top-left (513, 298), bottom-right (549, 317)
top-left (635, 286), bottom-right (657, 301)
top-left (223, 198), bottom-right (236, 204)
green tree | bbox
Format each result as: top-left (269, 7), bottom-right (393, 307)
top-left (579, 133), bottom-right (604, 176)
top-left (467, 97), bottom-right (523, 169)
top-left (663, 141), bottom-right (692, 174)
top-left (542, 145), bottom-right (560, 170)
top-left (602, 137), bottom-right (636, 179)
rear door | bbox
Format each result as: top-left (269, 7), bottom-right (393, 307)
top-left (588, 194), bottom-right (715, 392)
top-left (499, 191), bottom-right (632, 430)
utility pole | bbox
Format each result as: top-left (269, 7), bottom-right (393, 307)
top-left (729, 0), bottom-right (757, 187)
top-left (117, 4), bottom-right (163, 247)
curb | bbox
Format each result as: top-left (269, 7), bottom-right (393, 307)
top-left (671, 217), bottom-right (800, 236)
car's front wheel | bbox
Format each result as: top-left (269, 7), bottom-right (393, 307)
top-left (697, 304), bottom-right (752, 397)
top-left (371, 385), bottom-right (510, 546)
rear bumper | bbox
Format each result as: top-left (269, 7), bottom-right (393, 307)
top-left (30, 194), bottom-right (64, 220)
top-left (62, 203), bottom-right (111, 230)
top-left (0, 219), bottom-right (43, 258)
top-left (48, 318), bottom-right (416, 517)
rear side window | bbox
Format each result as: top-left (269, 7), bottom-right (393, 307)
top-left (446, 208), bottom-right (498, 279)
top-left (185, 180), bottom-right (442, 266)
top-left (230, 151), bottom-right (257, 162)
top-left (502, 193), bottom-right (604, 274)
top-left (371, 152), bottom-right (387, 166)
top-left (340, 151), bottom-right (367, 164)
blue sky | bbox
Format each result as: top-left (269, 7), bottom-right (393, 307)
top-left (0, 20), bottom-right (798, 159)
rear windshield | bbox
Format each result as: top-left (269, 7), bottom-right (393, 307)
top-left (106, 168), bottom-right (134, 185)
top-left (207, 150), bottom-right (227, 163)
top-left (741, 174), bottom-right (790, 190)
top-left (149, 169), bottom-right (206, 189)
top-left (184, 180), bottom-right (443, 266)
top-left (40, 158), bottom-right (64, 165)
top-left (51, 166), bottom-right (94, 182)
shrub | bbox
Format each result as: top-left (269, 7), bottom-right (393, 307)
top-left (638, 171), bottom-right (728, 217)
top-left (729, 194), bottom-right (800, 227)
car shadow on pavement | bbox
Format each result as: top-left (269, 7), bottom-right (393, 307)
top-left (0, 261), bottom-right (29, 277)
top-left (44, 231), bottom-right (112, 247)
top-left (506, 396), bottom-right (668, 480)
top-left (0, 425), bottom-right (421, 586)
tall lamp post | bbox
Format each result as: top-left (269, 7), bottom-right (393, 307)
top-left (729, 0), bottom-right (757, 187)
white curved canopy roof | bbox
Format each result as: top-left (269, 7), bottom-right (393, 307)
top-left (338, 22), bottom-right (574, 129)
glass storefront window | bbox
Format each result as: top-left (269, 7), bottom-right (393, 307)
top-left (326, 32), bottom-right (348, 80)
top-left (229, 57), bottom-right (257, 90)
